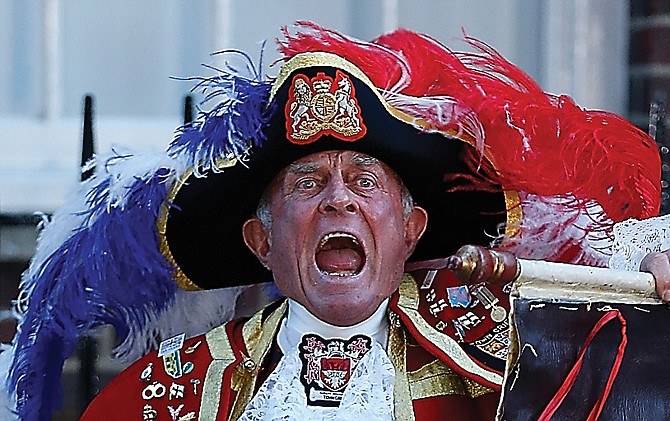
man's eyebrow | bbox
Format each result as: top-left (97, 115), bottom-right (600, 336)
top-left (286, 161), bottom-right (320, 174)
top-left (351, 153), bottom-right (380, 167)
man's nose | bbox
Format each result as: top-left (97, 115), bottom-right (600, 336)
top-left (319, 178), bottom-right (357, 214)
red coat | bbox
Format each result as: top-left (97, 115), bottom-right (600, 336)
top-left (82, 272), bottom-right (508, 420)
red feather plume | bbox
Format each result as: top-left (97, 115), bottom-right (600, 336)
top-left (278, 22), bottom-right (661, 265)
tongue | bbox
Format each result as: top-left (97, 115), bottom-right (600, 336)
top-left (316, 248), bottom-right (363, 274)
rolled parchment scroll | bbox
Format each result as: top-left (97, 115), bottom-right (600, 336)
top-left (405, 245), bottom-right (659, 303)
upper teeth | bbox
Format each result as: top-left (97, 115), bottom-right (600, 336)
top-left (319, 232), bottom-right (359, 248)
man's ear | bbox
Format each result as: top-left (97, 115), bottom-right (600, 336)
top-left (404, 206), bottom-right (428, 256)
top-left (243, 218), bottom-right (271, 268)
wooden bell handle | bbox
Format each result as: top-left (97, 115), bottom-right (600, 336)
top-left (405, 245), bottom-right (520, 285)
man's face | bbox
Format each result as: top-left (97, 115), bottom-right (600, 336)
top-left (243, 150), bottom-right (427, 326)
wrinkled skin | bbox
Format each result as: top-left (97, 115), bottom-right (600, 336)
top-left (243, 150), bottom-right (427, 326)
top-left (640, 251), bottom-right (670, 303)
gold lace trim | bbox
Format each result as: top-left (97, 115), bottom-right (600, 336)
top-left (229, 301), bottom-right (288, 421)
top-left (388, 314), bottom-right (415, 421)
top-left (200, 323), bottom-right (237, 419)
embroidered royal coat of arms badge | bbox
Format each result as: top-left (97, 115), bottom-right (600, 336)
top-left (285, 70), bottom-right (367, 144)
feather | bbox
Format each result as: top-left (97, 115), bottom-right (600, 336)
top-left (501, 192), bottom-right (613, 266)
top-left (278, 21), bottom-right (412, 92)
top-left (0, 343), bottom-right (18, 420)
top-left (6, 50), bottom-right (277, 420)
top-left (8, 152), bottom-right (181, 421)
top-left (117, 285), bottom-right (250, 363)
top-left (168, 50), bottom-right (275, 176)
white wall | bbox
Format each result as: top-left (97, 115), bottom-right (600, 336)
top-left (543, 0), bottom-right (629, 114)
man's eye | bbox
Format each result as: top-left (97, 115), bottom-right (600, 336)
top-left (297, 179), bottom-right (317, 190)
top-left (356, 177), bottom-right (375, 188)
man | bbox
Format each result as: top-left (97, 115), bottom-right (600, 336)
top-left (241, 150), bottom-right (428, 328)
top-left (8, 23), bottom-right (665, 420)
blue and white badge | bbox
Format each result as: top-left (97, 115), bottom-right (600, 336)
top-left (158, 333), bottom-right (185, 357)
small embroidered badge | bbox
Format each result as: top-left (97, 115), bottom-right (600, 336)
top-left (162, 351), bottom-right (183, 379)
top-left (285, 70), bottom-right (367, 144)
top-left (446, 285), bottom-right (472, 308)
top-left (298, 334), bottom-right (372, 407)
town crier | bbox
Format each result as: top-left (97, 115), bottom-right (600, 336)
top-left (7, 22), bottom-right (664, 421)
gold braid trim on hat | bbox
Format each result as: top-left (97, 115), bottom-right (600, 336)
top-left (272, 52), bottom-right (475, 146)
top-left (157, 156), bottom-right (239, 291)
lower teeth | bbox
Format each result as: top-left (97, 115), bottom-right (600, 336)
top-left (323, 270), bottom-right (354, 277)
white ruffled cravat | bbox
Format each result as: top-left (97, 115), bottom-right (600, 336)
top-left (238, 299), bottom-right (396, 420)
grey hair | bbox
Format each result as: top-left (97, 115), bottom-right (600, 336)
top-left (256, 195), bottom-right (273, 229)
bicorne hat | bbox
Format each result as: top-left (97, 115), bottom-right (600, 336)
top-left (161, 50), bottom-right (519, 290)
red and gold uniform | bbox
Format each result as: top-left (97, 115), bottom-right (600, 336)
top-left (83, 272), bottom-right (508, 420)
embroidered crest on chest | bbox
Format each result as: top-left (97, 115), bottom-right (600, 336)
top-left (298, 334), bottom-right (372, 407)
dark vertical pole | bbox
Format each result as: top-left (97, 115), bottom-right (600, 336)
top-left (82, 95), bottom-right (95, 180)
top-left (184, 94), bottom-right (194, 124)
top-left (650, 99), bottom-right (668, 215)
top-left (79, 94), bottom-right (98, 412)
top-left (631, 1), bottom-right (669, 214)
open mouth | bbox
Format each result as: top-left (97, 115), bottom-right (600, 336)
top-left (315, 232), bottom-right (366, 276)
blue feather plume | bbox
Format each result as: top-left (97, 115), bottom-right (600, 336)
top-left (6, 50), bottom-right (277, 421)
top-left (8, 153), bottom-right (179, 421)
top-left (168, 49), bottom-right (276, 175)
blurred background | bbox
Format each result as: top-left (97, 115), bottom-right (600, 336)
top-left (0, 0), bottom-right (668, 418)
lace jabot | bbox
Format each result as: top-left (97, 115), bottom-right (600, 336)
top-left (238, 299), bottom-right (396, 420)
top-left (238, 341), bottom-right (395, 420)
top-left (609, 215), bottom-right (670, 271)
